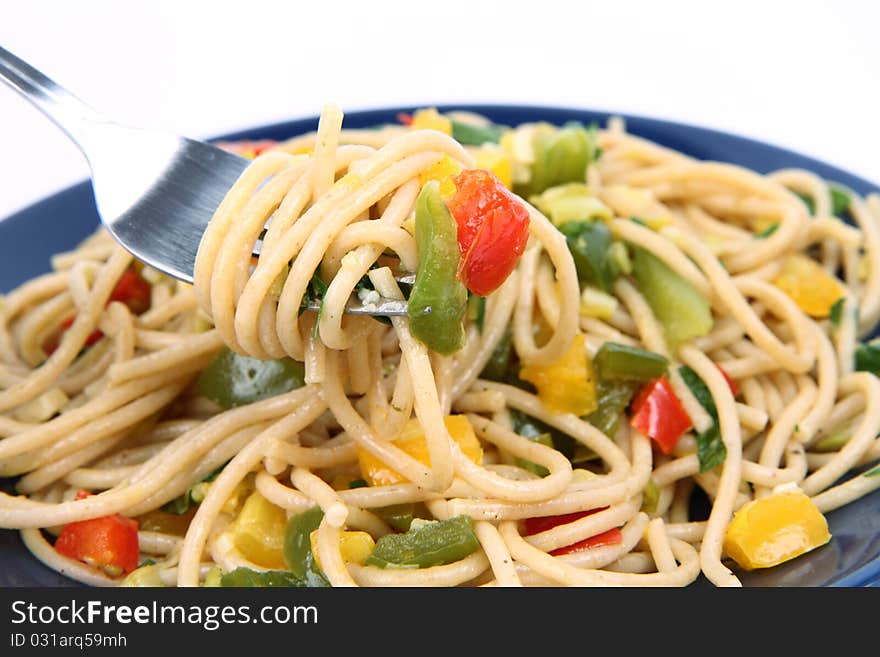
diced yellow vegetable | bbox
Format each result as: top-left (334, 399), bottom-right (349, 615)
top-left (772, 254), bottom-right (845, 318)
top-left (580, 286), bottom-right (619, 319)
top-left (309, 529), bottom-right (376, 571)
top-left (419, 155), bottom-right (461, 199)
top-left (473, 146), bottom-right (513, 189)
top-left (723, 490), bottom-right (831, 570)
top-left (357, 415), bottom-right (482, 487)
top-left (411, 108), bottom-right (452, 135)
top-left (202, 567), bottom-right (222, 587)
top-left (230, 491), bottom-right (287, 570)
top-left (219, 474), bottom-right (255, 515)
top-left (519, 333), bottom-right (597, 416)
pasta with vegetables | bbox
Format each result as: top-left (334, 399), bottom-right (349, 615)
top-left (0, 104), bottom-right (878, 587)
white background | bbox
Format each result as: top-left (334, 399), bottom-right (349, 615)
top-left (0, 0), bottom-right (877, 219)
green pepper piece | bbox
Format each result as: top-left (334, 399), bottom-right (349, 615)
top-left (480, 330), bottom-right (515, 383)
top-left (374, 503), bottom-right (415, 532)
top-left (558, 220), bottom-right (619, 292)
top-left (283, 508), bottom-right (330, 587)
top-left (641, 479), bottom-right (660, 514)
top-left (407, 182), bottom-right (468, 355)
top-left (594, 342), bottom-right (669, 382)
top-left (630, 247), bottom-right (713, 348)
top-left (855, 339), bottom-right (880, 376)
top-left (450, 120), bottom-right (504, 146)
top-left (517, 123), bottom-right (599, 197)
top-left (198, 347), bottom-right (305, 409)
top-left (219, 567), bottom-right (313, 588)
top-left (586, 379), bottom-right (637, 437)
top-left (365, 515), bottom-right (480, 569)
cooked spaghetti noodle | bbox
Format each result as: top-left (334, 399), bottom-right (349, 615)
top-left (1, 104), bottom-right (878, 588)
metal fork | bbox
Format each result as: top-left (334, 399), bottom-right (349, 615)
top-left (0, 46), bottom-right (409, 316)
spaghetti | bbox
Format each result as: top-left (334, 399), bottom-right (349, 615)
top-left (0, 104), bottom-right (878, 588)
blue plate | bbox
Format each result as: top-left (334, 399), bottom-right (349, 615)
top-left (0, 105), bottom-right (878, 587)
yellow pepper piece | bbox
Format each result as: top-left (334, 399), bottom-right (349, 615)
top-left (357, 415), bottom-right (482, 487)
top-left (473, 146), bottom-right (513, 189)
top-left (231, 491), bottom-right (287, 570)
top-left (309, 529), bottom-right (376, 571)
top-left (723, 490), bottom-right (831, 570)
top-left (411, 108), bottom-right (452, 135)
top-left (772, 254), bottom-right (845, 318)
top-left (519, 333), bottom-right (597, 416)
top-left (419, 155), bottom-right (461, 199)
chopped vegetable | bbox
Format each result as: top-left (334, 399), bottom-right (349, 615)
top-left (365, 515), bottom-right (480, 569)
top-left (410, 108), bottom-right (452, 135)
top-left (446, 168), bottom-right (531, 297)
top-left (407, 181), bottom-right (468, 354)
top-left (283, 508), bottom-right (331, 587)
top-left (373, 503), bottom-right (416, 532)
top-left (579, 286), bottom-right (618, 319)
top-left (586, 379), bottom-right (638, 438)
top-left (42, 317), bottom-right (104, 356)
top-left (136, 508), bottom-right (196, 535)
top-left (516, 123), bottom-right (599, 197)
top-left (557, 220), bottom-right (619, 292)
top-left (54, 491), bottom-right (139, 577)
top-left (678, 365), bottom-right (734, 472)
top-left (829, 298), bottom-right (846, 328)
top-left (356, 415), bottom-right (482, 487)
top-left (419, 155), bottom-right (461, 199)
top-left (109, 268), bottom-right (152, 315)
top-left (855, 339), bottom-right (880, 375)
top-left (641, 479), bottom-right (660, 514)
top-left (472, 146), bottom-right (513, 189)
top-left (230, 491), bottom-right (287, 570)
top-left (309, 529), bottom-right (375, 571)
top-left (197, 348), bottom-right (305, 409)
top-left (510, 408), bottom-right (578, 462)
top-left (723, 490), bottom-right (831, 570)
top-left (219, 567), bottom-right (317, 587)
top-left (630, 246), bottom-right (713, 348)
top-left (594, 342), bottom-right (669, 382)
top-left (530, 183), bottom-right (612, 226)
top-left (520, 333), bottom-right (598, 416)
top-left (772, 254), bottom-right (845, 318)
top-left (451, 119), bottom-right (505, 146)
top-left (522, 508), bottom-right (622, 556)
top-left (479, 329), bottom-right (516, 383)
top-left (629, 376), bottom-right (692, 454)
top-left (795, 186), bottom-right (850, 217)
top-left (813, 419), bottom-right (857, 452)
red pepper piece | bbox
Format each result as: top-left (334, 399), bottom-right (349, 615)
top-left (630, 376), bottom-right (693, 454)
top-left (54, 491), bottom-right (140, 576)
top-left (445, 169), bottom-right (530, 297)
top-left (523, 508), bottom-right (623, 556)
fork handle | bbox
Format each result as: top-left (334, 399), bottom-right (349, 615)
top-left (0, 45), bottom-right (107, 151)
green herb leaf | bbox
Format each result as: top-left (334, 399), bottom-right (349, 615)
top-left (695, 423), bottom-right (727, 473)
top-left (830, 186), bottom-right (851, 217)
top-left (678, 366), bottom-right (727, 472)
top-left (864, 465), bottom-right (880, 478)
